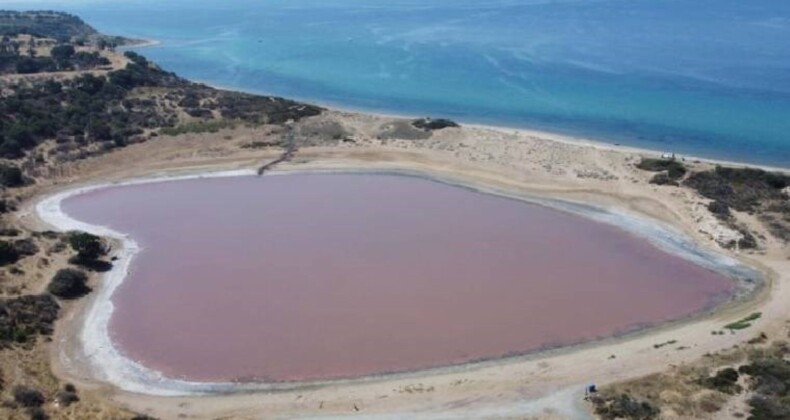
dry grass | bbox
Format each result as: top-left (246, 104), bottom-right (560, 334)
top-left (597, 330), bottom-right (790, 419)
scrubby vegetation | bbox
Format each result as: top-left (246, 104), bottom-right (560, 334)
top-left (0, 240), bottom-right (19, 266)
top-left (47, 268), bottom-right (90, 299)
top-left (65, 231), bottom-right (111, 271)
top-left (0, 40), bottom-right (111, 75)
top-left (0, 10), bottom-right (124, 46)
top-left (739, 354), bottom-right (790, 419)
top-left (0, 58), bottom-right (179, 159)
top-left (13, 385), bottom-right (45, 408)
top-left (160, 119), bottom-right (236, 136)
top-left (591, 393), bottom-right (660, 419)
top-left (0, 164), bottom-right (25, 187)
top-left (54, 383), bottom-right (79, 407)
top-left (686, 166), bottom-right (790, 243)
top-left (635, 157), bottom-right (687, 185)
top-left (637, 159), bottom-right (790, 246)
top-left (724, 312), bottom-right (762, 331)
top-left (67, 231), bottom-right (103, 261)
top-left (412, 117), bottom-right (459, 131)
top-left (701, 367), bottom-right (741, 394)
top-left (685, 167), bottom-right (789, 215)
top-left (0, 294), bottom-right (59, 346)
top-left (0, 52), bottom-right (320, 165)
top-left (594, 338), bottom-right (790, 419)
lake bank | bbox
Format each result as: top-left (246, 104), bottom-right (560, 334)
top-left (36, 168), bottom-right (757, 395)
top-left (21, 125), bottom-right (786, 418)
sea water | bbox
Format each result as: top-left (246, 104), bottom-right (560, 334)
top-left (7, 0), bottom-right (790, 166)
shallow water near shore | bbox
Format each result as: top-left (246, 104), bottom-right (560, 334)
top-left (7, 0), bottom-right (790, 166)
top-left (60, 173), bottom-right (735, 383)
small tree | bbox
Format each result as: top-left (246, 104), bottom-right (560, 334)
top-left (50, 44), bottom-right (75, 61)
top-left (68, 232), bottom-right (103, 262)
top-left (48, 268), bottom-right (90, 299)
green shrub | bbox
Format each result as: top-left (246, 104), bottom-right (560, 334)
top-left (725, 313), bottom-right (762, 330)
top-left (702, 367), bottom-right (741, 394)
top-left (67, 231), bottom-right (103, 261)
top-left (636, 158), bottom-right (686, 178)
top-left (685, 167), bottom-right (790, 213)
top-left (47, 268), bottom-right (90, 299)
top-left (649, 173), bottom-right (678, 186)
top-left (50, 44), bottom-right (75, 61)
top-left (0, 294), bottom-right (60, 345)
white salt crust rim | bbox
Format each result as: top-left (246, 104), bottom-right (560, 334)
top-left (35, 168), bottom-right (762, 396)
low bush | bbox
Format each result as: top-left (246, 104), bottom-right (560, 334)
top-left (27, 406), bottom-right (49, 420)
top-left (67, 231), bottom-right (104, 261)
top-left (55, 390), bottom-right (79, 407)
top-left (0, 294), bottom-right (60, 345)
top-left (592, 393), bottom-right (660, 419)
top-left (636, 158), bottom-right (687, 179)
top-left (702, 367), bottom-right (741, 394)
top-left (412, 118), bottom-right (459, 131)
top-left (685, 166), bottom-right (789, 213)
top-left (13, 386), bottom-right (45, 407)
top-left (0, 164), bottom-right (25, 187)
top-left (738, 230), bottom-right (758, 250)
top-left (47, 268), bottom-right (90, 299)
top-left (13, 238), bottom-right (39, 256)
top-left (0, 240), bottom-right (20, 266)
top-left (649, 173), bottom-right (678, 186)
top-left (725, 313), bottom-right (762, 330)
top-left (707, 201), bottom-right (731, 219)
top-left (739, 355), bottom-right (790, 419)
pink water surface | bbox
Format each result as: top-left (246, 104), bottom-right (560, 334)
top-left (63, 174), bottom-right (733, 382)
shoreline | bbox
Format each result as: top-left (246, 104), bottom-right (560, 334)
top-left (203, 81), bottom-right (790, 173)
top-left (124, 34), bottom-right (789, 172)
top-left (1, 11), bottom-right (786, 418)
top-left (36, 166), bottom-right (765, 397)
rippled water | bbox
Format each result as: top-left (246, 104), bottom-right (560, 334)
top-left (8, 0), bottom-right (789, 165)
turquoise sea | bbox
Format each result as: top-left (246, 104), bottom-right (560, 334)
top-left (6, 0), bottom-right (790, 166)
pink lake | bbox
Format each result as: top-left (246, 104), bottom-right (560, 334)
top-left (62, 173), bottom-right (733, 383)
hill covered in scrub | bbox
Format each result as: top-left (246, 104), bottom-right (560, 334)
top-left (0, 10), bottom-right (105, 43)
top-left (0, 15), bottom-right (323, 418)
top-left (0, 50), bottom-right (321, 161)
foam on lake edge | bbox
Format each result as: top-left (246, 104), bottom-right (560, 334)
top-left (34, 169), bottom-right (763, 396)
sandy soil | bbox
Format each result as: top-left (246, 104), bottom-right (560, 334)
top-left (13, 109), bottom-right (789, 419)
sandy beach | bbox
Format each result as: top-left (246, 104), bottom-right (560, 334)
top-left (13, 108), bottom-right (787, 419)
